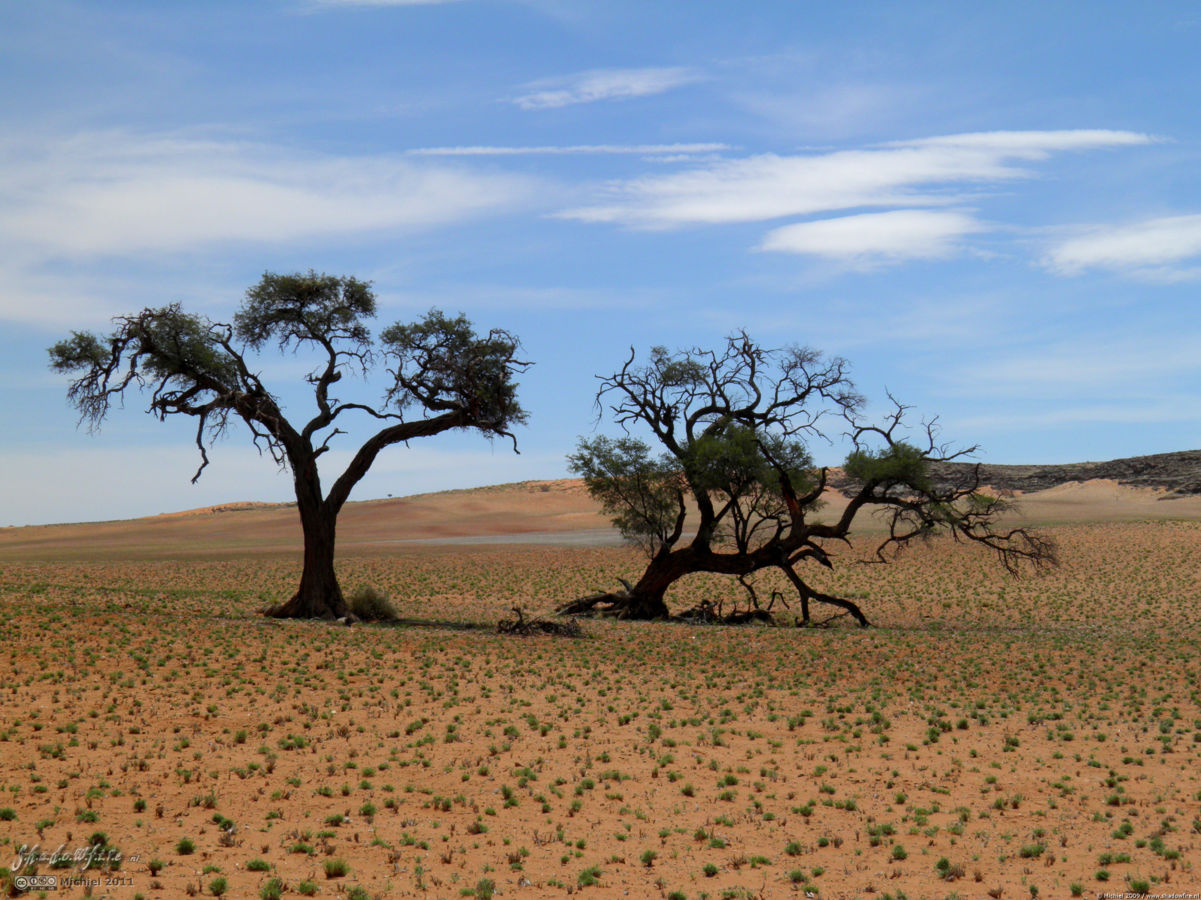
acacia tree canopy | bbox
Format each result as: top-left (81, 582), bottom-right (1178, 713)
top-left (564, 332), bottom-right (1055, 625)
top-left (50, 271), bottom-right (528, 619)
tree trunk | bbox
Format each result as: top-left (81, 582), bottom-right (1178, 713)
top-left (265, 500), bottom-right (349, 620)
top-left (620, 559), bottom-right (678, 619)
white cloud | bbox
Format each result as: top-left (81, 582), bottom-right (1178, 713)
top-left (1045, 213), bottom-right (1201, 277)
top-left (0, 261), bottom-right (128, 328)
top-left (759, 209), bottom-right (983, 264)
top-left (0, 131), bottom-right (536, 259)
top-left (512, 67), bottom-right (699, 110)
top-left (562, 129), bottom-right (1153, 229)
top-left (895, 129), bottom-right (1154, 154)
top-left (407, 142), bottom-right (730, 156)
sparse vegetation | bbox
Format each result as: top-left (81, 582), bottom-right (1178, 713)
top-left (1, 480), bottom-right (1199, 895)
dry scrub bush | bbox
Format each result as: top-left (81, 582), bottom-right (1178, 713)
top-left (346, 584), bottom-right (398, 621)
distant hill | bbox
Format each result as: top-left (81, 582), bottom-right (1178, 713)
top-left (928, 449), bottom-right (1201, 495)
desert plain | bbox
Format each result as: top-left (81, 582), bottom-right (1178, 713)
top-left (1, 478), bottom-right (1200, 899)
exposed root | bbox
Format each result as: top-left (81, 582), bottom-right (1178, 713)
top-left (675, 600), bottom-right (773, 625)
top-left (554, 591), bottom-right (631, 618)
top-left (557, 578), bottom-right (869, 627)
top-left (498, 607), bottom-right (585, 638)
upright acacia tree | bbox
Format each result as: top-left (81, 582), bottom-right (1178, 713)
top-left (50, 271), bottom-right (527, 620)
top-left (564, 333), bottom-right (1054, 625)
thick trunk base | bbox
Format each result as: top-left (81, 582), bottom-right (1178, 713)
top-left (264, 564), bottom-right (349, 620)
top-left (266, 593), bottom-right (348, 620)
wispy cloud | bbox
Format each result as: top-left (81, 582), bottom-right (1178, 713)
top-left (894, 129), bottom-right (1153, 153)
top-left (957, 398), bottom-right (1201, 432)
top-left (563, 130), bottom-right (1153, 229)
top-left (1044, 213), bottom-right (1201, 278)
top-left (0, 131), bottom-right (537, 258)
top-left (759, 209), bottom-right (983, 265)
top-left (0, 130), bottom-right (542, 326)
top-left (958, 333), bottom-right (1201, 392)
top-left (512, 66), bottom-right (700, 110)
top-left (407, 142), bottom-right (730, 157)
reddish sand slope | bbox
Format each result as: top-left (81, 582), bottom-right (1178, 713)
top-left (3, 477), bottom-right (1201, 562)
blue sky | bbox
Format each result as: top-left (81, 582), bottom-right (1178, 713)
top-left (3, 1), bottom-right (1200, 526)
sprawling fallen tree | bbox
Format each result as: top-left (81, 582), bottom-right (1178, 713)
top-left (561, 333), bottom-right (1055, 626)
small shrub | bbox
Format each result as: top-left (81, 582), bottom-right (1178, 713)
top-left (176, 838), bottom-right (195, 856)
top-left (323, 858), bottom-right (349, 879)
top-left (347, 585), bottom-right (398, 622)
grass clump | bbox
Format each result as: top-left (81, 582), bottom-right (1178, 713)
top-left (323, 858), bottom-right (350, 878)
top-left (347, 584), bottom-right (398, 621)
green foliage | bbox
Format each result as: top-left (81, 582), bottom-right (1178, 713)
top-left (48, 331), bottom-right (106, 373)
top-left (686, 424), bottom-right (812, 495)
top-left (380, 309), bottom-right (526, 434)
top-left (569, 436), bottom-right (680, 552)
top-left (236, 270), bottom-right (375, 352)
top-left (844, 442), bottom-right (931, 491)
top-left (49, 304), bottom-right (240, 429)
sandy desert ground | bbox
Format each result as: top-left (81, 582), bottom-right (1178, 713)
top-left (1, 479), bottom-right (1200, 899)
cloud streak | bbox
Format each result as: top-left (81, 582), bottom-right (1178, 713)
top-left (760, 209), bottom-right (983, 265)
top-left (1045, 213), bottom-right (1201, 277)
top-left (563, 130), bottom-right (1153, 229)
top-left (512, 67), bottom-right (699, 110)
top-left (0, 131), bottom-right (537, 258)
top-left (407, 142), bottom-right (730, 157)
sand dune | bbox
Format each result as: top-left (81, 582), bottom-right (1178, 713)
top-left (3, 475), bottom-right (1201, 562)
